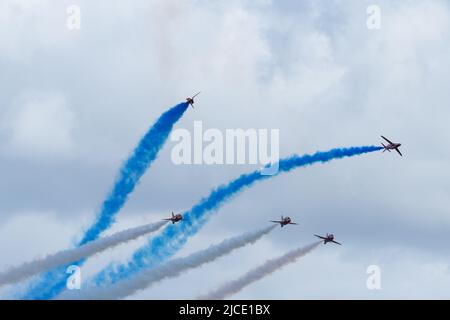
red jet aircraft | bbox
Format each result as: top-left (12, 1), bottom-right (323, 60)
top-left (186, 92), bottom-right (201, 108)
top-left (163, 212), bottom-right (183, 224)
top-left (314, 233), bottom-right (342, 245)
top-left (270, 215), bottom-right (299, 228)
top-left (381, 135), bottom-right (402, 156)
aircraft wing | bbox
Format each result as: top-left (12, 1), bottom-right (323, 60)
top-left (395, 148), bottom-right (403, 156)
top-left (331, 240), bottom-right (342, 245)
top-left (163, 218), bottom-right (173, 221)
top-left (270, 220), bottom-right (282, 224)
top-left (192, 92), bottom-right (201, 98)
top-left (289, 222), bottom-right (299, 225)
top-left (381, 135), bottom-right (394, 144)
top-left (314, 234), bottom-right (326, 240)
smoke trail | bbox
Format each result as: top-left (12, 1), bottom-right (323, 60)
top-left (21, 102), bottom-right (189, 300)
top-left (92, 146), bottom-right (381, 286)
top-left (58, 225), bottom-right (276, 300)
top-left (198, 241), bottom-right (321, 300)
top-left (0, 221), bottom-right (167, 287)
top-left (81, 102), bottom-right (188, 244)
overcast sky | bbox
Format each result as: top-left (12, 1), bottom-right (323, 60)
top-left (1, 0), bottom-right (450, 299)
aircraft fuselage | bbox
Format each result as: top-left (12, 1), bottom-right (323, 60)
top-left (322, 234), bottom-right (335, 244)
top-left (386, 143), bottom-right (401, 150)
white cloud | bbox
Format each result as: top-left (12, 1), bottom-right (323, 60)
top-left (268, 30), bottom-right (347, 107)
top-left (3, 93), bottom-right (75, 158)
top-left (1, 0), bottom-right (450, 299)
top-left (0, 0), bottom-right (73, 62)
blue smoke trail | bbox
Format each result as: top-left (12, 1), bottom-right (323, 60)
top-left (20, 102), bottom-right (189, 300)
top-left (79, 102), bottom-right (188, 245)
top-left (92, 145), bottom-right (382, 287)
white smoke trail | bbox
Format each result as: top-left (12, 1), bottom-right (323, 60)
top-left (0, 220), bottom-right (167, 287)
top-left (198, 241), bottom-right (321, 300)
top-left (58, 225), bottom-right (276, 300)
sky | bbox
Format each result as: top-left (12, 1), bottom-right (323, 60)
top-left (0, 0), bottom-right (450, 299)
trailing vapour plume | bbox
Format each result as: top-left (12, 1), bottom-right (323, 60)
top-left (79, 102), bottom-right (188, 245)
top-left (198, 241), bottom-right (321, 300)
top-left (91, 146), bottom-right (381, 287)
top-left (0, 221), bottom-right (167, 287)
top-left (58, 225), bottom-right (276, 300)
top-left (21, 102), bottom-right (189, 300)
